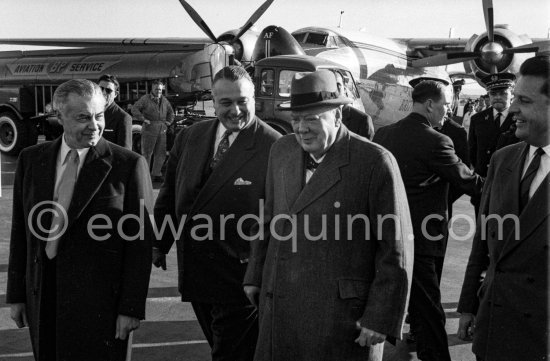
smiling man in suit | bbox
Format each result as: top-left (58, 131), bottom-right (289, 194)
top-left (7, 79), bottom-right (153, 361)
top-left (243, 70), bottom-right (413, 361)
top-left (152, 66), bottom-right (281, 361)
top-left (457, 55), bottom-right (550, 361)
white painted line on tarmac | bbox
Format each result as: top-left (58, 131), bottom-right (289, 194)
top-left (0, 340), bottom-right (209, 358)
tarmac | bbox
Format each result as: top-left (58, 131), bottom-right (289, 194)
top-left (0, 151), bottom-right (478, 361)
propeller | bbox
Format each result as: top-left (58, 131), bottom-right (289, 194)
top-left (232, 0), bottom-right (275, 42)
top-left (178, 0), bottom-right (218, 43)
top-left (412, 0), bottom-right (539, 74)
top-left (179, 0), bottom-right (274, 57)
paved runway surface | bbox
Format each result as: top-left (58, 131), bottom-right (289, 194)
top-left (0, 151), bottom-right (478, 360)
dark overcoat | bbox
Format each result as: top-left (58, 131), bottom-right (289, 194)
top-left (6, 137), bottom-right (153, 360)
top-left (244, 127), bottom-right (414, 360)
top-left (154, 117), bottom-right (281, 303)
top-left (458, 142), bottom-right (549, 361)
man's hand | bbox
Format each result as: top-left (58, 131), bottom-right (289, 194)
top-left (152, 248), bottom-right (167, 270)
top-left (10, 303), bottom-right (28, 328)
top-left (354, 321), bottom-right (386, 347)
top-left (143, 119), bottom-right (151, 125)
top-left (243, 285), bottom-right (260, 309)
top-left (457, 313), bottom-right (476, 341)
top-left (115, 315), bottom-right (140, 340)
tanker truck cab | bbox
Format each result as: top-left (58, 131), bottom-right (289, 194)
top-left (253, 55), bottom-right (364, 134)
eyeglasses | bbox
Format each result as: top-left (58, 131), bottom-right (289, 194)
top-left (100, 86), bottom-right (115, 95)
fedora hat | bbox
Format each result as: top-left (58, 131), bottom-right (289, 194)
top-left (279, 70), bottom-right (352, 111)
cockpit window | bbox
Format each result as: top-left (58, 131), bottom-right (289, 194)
top-left (292, 32), bottom-right (308, 43)
top-left (304, 33), bottom-right (328, 46)
top-left (278, 70), bottom-right (297, 97)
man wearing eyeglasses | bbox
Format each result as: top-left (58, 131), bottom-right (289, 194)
top-left (98, 74), bottom-right (132, 150)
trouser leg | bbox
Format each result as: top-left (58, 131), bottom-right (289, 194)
top-left (151, 123), bottom-right (167, 177)
top-left (409, 254), bottom-right (451, 361)
top-left (140, 124), bottom-right (158, 172)
top-left (39, 256), bottom-right (57, 361)
top-left (191, 301), bottom-right (258, 361)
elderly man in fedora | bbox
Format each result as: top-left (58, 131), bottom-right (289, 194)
top-left (243, 70), bottom-right (414, 361)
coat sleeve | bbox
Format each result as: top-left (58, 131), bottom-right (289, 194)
top-left (6, 150), bottom-right (29, 304)
top-left (457, 154), bottom-right (494, 314)
top-left (428, 134), bottom-right (483, 198)
top-left (117, 156), bottom-right (153, 319)
top-left (153, 127), bottom-right (188, 254)
top-left (359, 150), bottom-right (414, 340)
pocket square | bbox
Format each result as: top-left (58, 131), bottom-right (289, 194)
top-left (234, 177), bottom-right (252, 186)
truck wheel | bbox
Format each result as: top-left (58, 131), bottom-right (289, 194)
top-left (0, 112), bottom-right (28, 155)
top-left (132, 124), bottom-right (142, 154)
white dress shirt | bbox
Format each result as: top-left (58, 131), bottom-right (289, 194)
top-left (305, 153), bottom-right (326, 184)
top-left (493, 108), bottom-right (509, 127)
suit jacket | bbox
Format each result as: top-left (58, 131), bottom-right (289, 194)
top-left (439, 118), bottom-right (470, 217)
top-left (6, 137), bottom-right (153, 361)
top-left (244, 127), bottom-right (414, 360)
top-left (374, 113), bottom-right (483, 256)
top-left (457, 142), bottom-right (549, 361)
top-left (103, 102), bottom-right (132, 150)
top-left (154, 117), bottom-right (281, 303)
top-left (341, 105), bottom-right (375, 140)
top-left (468, 107), bottom-right (519, 177)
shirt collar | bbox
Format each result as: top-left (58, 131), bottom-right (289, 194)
top-left (60, 135), bottom-right (90, 165)
top-left (493, 107), bottom-right (509, 119)
top-left (527, 144), bottom-right (550, 159)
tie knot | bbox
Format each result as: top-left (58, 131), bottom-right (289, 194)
top-left (223, 130), bottom-right (233, 139)
top-left (535, 147), bottom-right (545, 157)
top-left (306, 156), bottom-right (320, 171)
top-left (65, 149), bottom-right (79, 165)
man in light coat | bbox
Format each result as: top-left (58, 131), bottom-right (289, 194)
top-left (457, 55), bottom-right (550, 361)
top-left (244, 70), bottom-right (414, 361)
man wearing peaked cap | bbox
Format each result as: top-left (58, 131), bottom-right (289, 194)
top-left (244, 69), bottom-right (414, 360)
top-left (468, 72), bottom-right (520, 215)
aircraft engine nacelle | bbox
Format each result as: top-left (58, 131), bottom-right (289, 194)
top-left (464, 26), bottom-right (532, 84)
top-left (217, 28), bottom-right (260, 64)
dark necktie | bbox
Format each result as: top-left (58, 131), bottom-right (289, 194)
top-left (519, 147), bottom-right (544, 211)
top-left (306, 156), bottom-right (320, 172)
top-left (210, 130), bottom-right (232, 169)
top-left (494, 112), bottom-right (502, 128)
top-left (46, 149), bottom-right (80, 259)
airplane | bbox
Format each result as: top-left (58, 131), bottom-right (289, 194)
top-left (0, 0), bottom-right (548, 155)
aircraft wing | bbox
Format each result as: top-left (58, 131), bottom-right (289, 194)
top-left (0, 37), bottom-right (212, 48)
top-left (393, 38), bottom-right (470, 58)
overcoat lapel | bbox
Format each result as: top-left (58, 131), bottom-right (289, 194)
top-left (190, 118), bottom-right (258, 214)
top-left (290, 127), bottom-right (349, 214)
top-left (66, 139), bottom-right (112, 227)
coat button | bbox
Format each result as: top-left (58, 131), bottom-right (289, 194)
top-left (34, 256), bottom-right (39, 264)
top-left (207, 253), bottom-right (215, 260)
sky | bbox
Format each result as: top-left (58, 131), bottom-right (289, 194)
top-left (0, 0), bottom-right (548, 93)
top-left (0, 0), bottom-right (548, 43)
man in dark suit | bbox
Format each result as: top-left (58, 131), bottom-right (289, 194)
top-left (152, 66), bottom-right (281, 361)
top-left (335, 71), bottom-right (375, 139)
top-left (98, 74), bottom-right (132, 149)
top-left (468, 73), bottom-right (520, 214)
top-left (373, 80), bottom-right (483, 361)
top-left (244, 70), bottom-right (414, 361)
top-left (7, 79), bottom-right (153, 361)
top-left (458, 56), bottom-right (550, 361)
